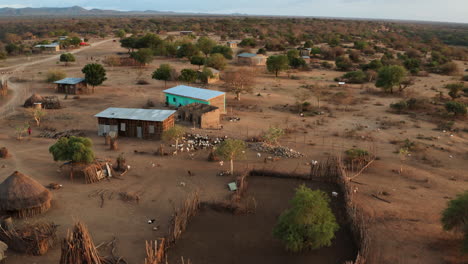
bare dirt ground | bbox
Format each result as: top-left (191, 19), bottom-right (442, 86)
top-left (0, 38), bottom-right (467, 263)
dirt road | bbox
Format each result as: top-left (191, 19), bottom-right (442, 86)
top-left (0, 38), bottom-right (116, 116)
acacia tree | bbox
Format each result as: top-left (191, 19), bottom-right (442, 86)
top-left (82, 63), bottom-right (107, 93)
top-left (162, 125), bottom-right (185, 155)
top-left (376, 65), bottom-right (407, 93)
top-left (197, 36), bottom-right (216, 57)
top-left (441, 191), bottom-right (468, 253)
top-left (49, 136), bottom-right (95, 178)
top-left (223, 67), bottom-right (256, 101)
top-left (152, 64), bottom-right (173, 89)
top-left (131, 48), bottom-right (154, 66)
top-left (179, 69), bottom-right (198, 84)
top-left (273, 185), bottom-right (339, 252)
top-left (263, 127), bottom-right (284, 145)
top-left (267, 55), bottom-right (289, 77)
top-left (28, 108), bottom-right (46, 127)
top-left (207, 53), bottom-right (227, 70)
top-left (190, 56), bottom-right (206, 69)
top-left (215, 139), bottom-right (246, 175)
top-left (60, 53), bottom-right (75, 66)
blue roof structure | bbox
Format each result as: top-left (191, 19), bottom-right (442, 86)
top-left (95, 108), bottom-right (176, 122)
top-left (237, 52), bottom-right (257, 58)
top-left (163, 85), bottom-right (225, 101)
top-left (54, 78), bottom-right (86, 85)
top-left (34, 43), bottom-right (59, 48)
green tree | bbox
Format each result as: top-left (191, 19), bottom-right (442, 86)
top-left (445, 83), bottom-right (464, 100)
top-left (198, 67), bottom-right (214, 84)
top-left (115, 29), bottom-right (126, 39)
top-left (342, 70), bottom-right (367, 84)
top-left (287, 49), bottom-right (300, 61)
top-left (152, 64), bottom-right (173, 89)
top-left (335, 56), bottom-right (353, 71)
top-left (376, 65), bottom-right (407, 93)
top-left (177, 43), bottom-right (199, 59)
top-left (273, 185), bottom-right (339, 252)
top-left (179, 69), bottom-right (198, 83)
top-left (190, 56), bottom-right (206, 69)
top-left (290, 57), bottom-right (306, 69)
top-left (239, 38), bottom-right (257, 48)
top-left (215, 139), bottom-right (246, 175)
top-left (403, 58), bottom-right (421, 74)
top-left (267, 55), bottom-right (289, 77)
top-left (49, 136), bottom-right (95, 178)
top-left (304, 40), bottom-right (313, 48)
top-left (207, 53), bottom-right (227, 70)
top-left (441, 191), bottom-right (468, 253)
top-left (82, 63), bottom-right (107, 93)
top-left (211, 45), bottom-right (233, 59)
top-left (130, 48), bottom-right (154, 66)
top-left (445, 101), bottom-right (467, 116)
top-left (162, 125), bottom-right (185, 154)
top-left (120, 36), bottom-right (138, 52)
top-left (197, 36), bottom-right (217, 57)
top-left (59, 53), bottom-right (75, 66)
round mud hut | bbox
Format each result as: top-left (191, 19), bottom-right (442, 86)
top-left (0, 171), bottom-right (52, 218)
top-left (23, 93), bottom-right (44, 108)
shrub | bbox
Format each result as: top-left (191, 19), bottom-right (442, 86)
top-left (345, 148), bottom-right (369, 159)
top-left (441, 191), bottom-right (468, 253)
top-left (462, 75), bottom-right (468, 82)
top-left (335, 56), bottom-right (353, 71)
top-left (45, 69), bottom-right (66, 83)
top-left (273, 185), bottom-right (339, 252)
top-left (439, 62), bottom-right (460, 76)
top-left (445, 83), bottom-right (464, 99)
top-left (390, 100), bottom-right (408, 113)
top-left (342, 70), bottom-right (367, 84)
top-left (445, 101), bottom-right (467, 116)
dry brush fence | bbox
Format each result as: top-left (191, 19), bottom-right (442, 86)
top-left (249, 156), bottom-right (371, 264)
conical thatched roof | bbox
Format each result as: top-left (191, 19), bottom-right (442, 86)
top-left (24, 93), bottom-right (44, 107)
top-left (0, 171), bottom-right (51, 213)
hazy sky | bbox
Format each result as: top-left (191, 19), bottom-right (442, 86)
top-left (0, 0), bottom-right (467, 23)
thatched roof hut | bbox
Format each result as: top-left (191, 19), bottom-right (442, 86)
top-left (0, 171), bottom-right (52, 218)
top-left (23, 93), bottom-right (44, 107)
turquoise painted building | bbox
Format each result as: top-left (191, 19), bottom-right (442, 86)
top-left (163, 85), bottom-right (226, 112)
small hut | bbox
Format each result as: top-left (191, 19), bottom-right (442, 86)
top-left (24, 93), bottom-right (61, 109)
top-left (23, 93), bottom-right (44, 107)
top-left (0, 171), bottom-right (52, 218)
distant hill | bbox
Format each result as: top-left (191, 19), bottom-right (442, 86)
top-left (0, 6), bottom-right (182, 17)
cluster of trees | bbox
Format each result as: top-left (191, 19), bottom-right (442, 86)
top-left (120, 34), bottom-right (233, 68)
top-left (151, 64), bottom-right (215, 88)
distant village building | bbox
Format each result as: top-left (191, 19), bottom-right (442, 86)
top-left (34, 42), bottom-right (60, 53)
top-left (227, 41), bottom-right (238, 48)
top-left (199, 67), bottom-right (220, 84)
top-left (302, 55), bottom-right (311, 63)
top-left (54, 78), bottom-right (88, 95)
top-left (180, 31), bottom-right (194, 36)
top-left (237, 53), bottom-right (267, 66)
top-left (58, 36), bottom-right (68, 41)
top-left (95, 108), bottom-right (176, 139)
top-left (299, 48), bottom-right (312, 57)
top-left (163, 85), bottom-right (226, 113)
top-left (177, 103), bottom-right (220, 129)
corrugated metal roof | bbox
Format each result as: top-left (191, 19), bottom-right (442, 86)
top-left (237, 52), bottom-right (257, 58)
top-left (54, 78), bottom-right (86, 85)
top-left (95, 108), bottom-right (176, 122)
top-left (163, 85), bottom-right (225, 101)
top-left (34, 43), bottom-right (59, 48)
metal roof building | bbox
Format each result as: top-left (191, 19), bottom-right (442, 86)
top-left (95, 108), bottom-right (176, 122)
top-left (163, 85), bottom-right (224, 101)
top-left (54, 78), bottom-right (86, 85)
top-left (163, 85), bottom-right (226, 113)
top-left (237, 52), bottom-right (258, 58)
top-left (34, 43), bottom-right (60, 48)
top-left (95, 108), bottom-right (176, 139)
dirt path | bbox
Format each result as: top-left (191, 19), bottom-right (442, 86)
top-left (0, 38), bottom-right (116, 116)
